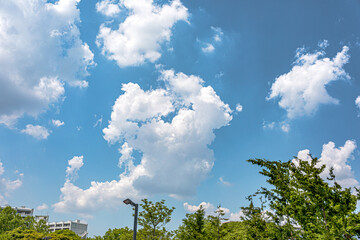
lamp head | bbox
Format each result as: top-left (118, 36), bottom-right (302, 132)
top-left (123, 198), bottom-right (133, 206)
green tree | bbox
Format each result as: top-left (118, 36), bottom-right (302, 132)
top-left (239, 198), bottom-right (286, 240)
top-left (175, 205), bottom-right (207, 240)
top-left (87, 236), bottom-right (104, 240)
top-left (0, 227), bottom-right (44, 240)
top-left (205, 205), bottom-right (228, 240)
top-left (102, 227), bottom-right (133, 240)
top-left (23, 216), bottom-right (36, 230)
top-left (221, 221), bottom-right (247, 240)
top-left (138, 198), bottom-right (175, 240)
top-left (247, 156), bottom-right (360, 239)
top-left (48, 229), bottom-right (82, 240)
top-left (34, 219), bottom-right (50, 233)
top-left (0, 206), bottom-right (24, 234)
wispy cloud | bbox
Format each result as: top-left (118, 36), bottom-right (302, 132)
top-left (52, 119), bottom-right (65, 127)
top-left (93, 115), bottom-right (103, 127)
top-left (0, 160), bottom-right (23, 205)
top-left (66, 156), bottom-right (84, 182)
top-left (21, 124), bottom-right (50, 140)
top-left (219, 177), bottom-right (232, 186)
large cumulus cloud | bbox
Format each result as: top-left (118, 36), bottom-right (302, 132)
top-left (54, 69), bottom-right (233, 215)
top-left (0, 0), bottom-right (94, 126)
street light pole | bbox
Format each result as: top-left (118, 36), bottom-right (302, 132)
top-left (133, 203), bottom-right (138, 240)
top-left (123, 198), bottom-right (138, 240)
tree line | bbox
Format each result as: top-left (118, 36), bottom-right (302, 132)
top-left (0, 207), bottom-right (82, 239)
top-left (1, 155), bottom-right (360, 239)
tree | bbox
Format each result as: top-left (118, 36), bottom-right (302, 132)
top-left (205, 205), bottom-right (228, 240)
top-left (175, 205), bottom-right (207, 240)
top-left (238, 198), bottom-right (287, 240)
top-left (0, 206), bottom-right (24, 234)
top-left (0, 227), bottom-right (44, 240)
top-left (87, 236), bottom-right (104, 240)
top-left (34, 219), bottom-right (50, 233)
top-left (138, 198), bottom-right (175, 240)
top-left (221, 221), bottom-right (247, 240)
top-left (247, 156), bottom-right (360, 239)
top-left (48, 229), bottom-right (82, 240)
top-left (103, 227), bottom-right (133, 240)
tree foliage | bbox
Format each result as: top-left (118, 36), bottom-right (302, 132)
top-left (102, 227), bottom-right (133, 240)
top-left (247, 156), bottom-right (360, 239)
top-left (0, 227), bottom-right (81, 240)
top-left (205, 205), bottom-right (229, 240)
top-left (175, 205), bottom-right (207, 240)
top-left (0, 206), bottom-right (79, 239)
top-left (138, 198), bottom-right (175, 240)
top-left (3, 152), bottom-right (360, 240)
top-left (0, 206), bottom-right (24, 234)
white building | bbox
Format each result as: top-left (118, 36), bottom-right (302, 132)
top-left (0, 205), bottom-right (34, 218)
top-left (35, 215), bottom-right (49, 222)
top-left (48, 220), bottom-right (88, 239)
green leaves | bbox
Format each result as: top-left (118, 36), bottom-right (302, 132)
top-left (102, 227), bottom-right (133, 240)
top-left (175, 206), bottom-right (207, 240)
top-left (247, 156), bottom-right (360, 239)
top-left (0, 207), bottom-right (25, 234)
top-left (138, 198), bottom-right (175, 240)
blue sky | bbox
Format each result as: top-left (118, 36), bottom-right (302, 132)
top-left (1, 0), bottom-right (360, 237)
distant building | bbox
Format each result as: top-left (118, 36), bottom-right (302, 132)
top-left (1, 205), bottom-right (88, 238)
top-left (15, 206), bottom-right (34, 218)
top-left (35, 215), bottom-right (49, 222)
top-left (0, 205), bottom-right (34, 218)
top-left (48, 220), bottom-right (88, 239)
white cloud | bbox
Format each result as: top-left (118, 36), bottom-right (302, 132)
top-left (215, 72), bottom-right (224, 79)
top-left (262, 121), bottom-right (275, 130)
top-left (262, 121), bottom-right (290, 132)
top-left (294, 140), bottom-right (358, 188)
top-left (229, 209), bottom-right (245, 221)
top-left (118, 142), bottom-right (134, 170)
top-left (202, 43), bottom-right (215, 53)
top-left (268, 45), bottom-right (350, 119)
top-left (318, 39), bottom-right (329, 49)
top-left (235, 104), bottom-right (243, 112)
top-left (0, 162), bottom-right (3, 176)
top-left (184, 202), bottom-right (241, 220)
top-left (96, 0), bottom-right (188, 67)
top-left (184, 202), bottom-right (216, 215)
top-left (96, 0), bottom-right (121, 17)
top-left (219, 177), bottom-right (232, 186)
top-left (37, 203), bottom-right (49, 211)
top-left (0, 0), bottom-right (95, 126)
top-left (0, 160), bottom-right (23, 205)
top-left (53, 176), bottom-right (140, 217)
top-left (355, 96), bottom-right (360, 110)
top-left (66, 156), bottom-right (84, 181)
top-left (69, 80), bottom-right (89, 89)
top-left (211, 26), bottom-right (223, 43)
top-left (280, 122), bottom-right (290, 133)
top-left (319, 140), bottom-right (358, 188)
top-left (52, 119), bottom-right (65, 127)
top-left (93, 115), bottom-right (103, 128)
top-left (54, 69), bottom-right (233, 215)
top-left (200, 27), bottom-right (223, 54)
top-left (21, 124), bottom-right (50, 140)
